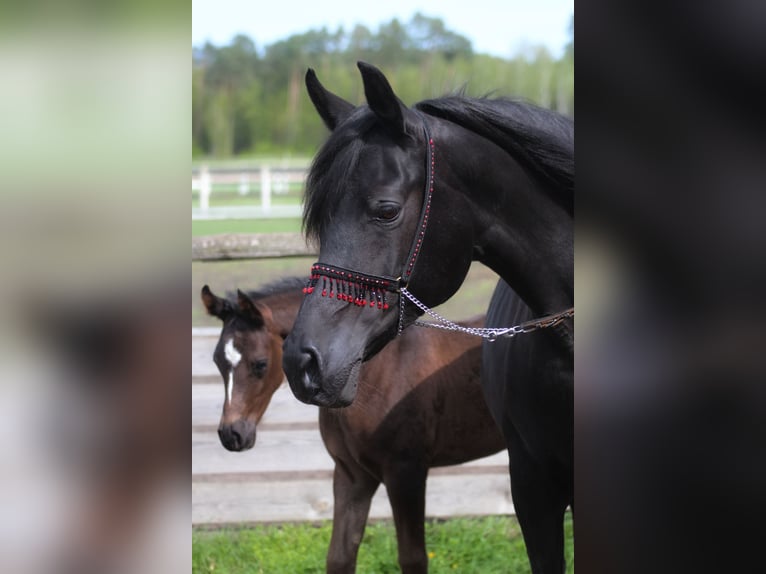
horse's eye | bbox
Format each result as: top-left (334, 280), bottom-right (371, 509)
top-left (250, 360), bottom-right (268, 378)
top-left (375, 203), bottom-right (400, 221)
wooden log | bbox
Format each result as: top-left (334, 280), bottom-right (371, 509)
top-left (192, 232), bottom-right (317, 261)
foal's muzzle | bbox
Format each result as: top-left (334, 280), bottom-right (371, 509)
top-left (218, 419), bottom-right (256, 451)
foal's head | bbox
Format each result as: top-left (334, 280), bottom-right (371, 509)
top-left (201, 285), bottom-right (283, 452)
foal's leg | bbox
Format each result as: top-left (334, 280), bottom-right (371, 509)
top-left (506, 431), bottom-right (571, 574)
top-left (384, 463), bottom-right (429, 574)
top-left (326, 458), bottom-right (379, 574)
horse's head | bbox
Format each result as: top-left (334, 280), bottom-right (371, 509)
top-left (201, 285), bottom-right (284, 452)
top-left (283, 62), bottom-right (474, 407)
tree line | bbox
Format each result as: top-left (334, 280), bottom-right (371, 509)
top-left (192, 13), bottom-right (573, 158)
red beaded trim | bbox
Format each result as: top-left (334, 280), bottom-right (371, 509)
top-left (302, 263), bottom-right (396, 310)
top-left (402, 136), bottom-right (434, 283)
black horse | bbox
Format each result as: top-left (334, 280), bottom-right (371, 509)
top-left (283, 63), bottom-right (573, 572)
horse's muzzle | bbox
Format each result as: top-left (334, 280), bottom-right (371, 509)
top-left (283, 336), bottom-right (362, 407)
top-left (218, 419), bottom-right (256, 451)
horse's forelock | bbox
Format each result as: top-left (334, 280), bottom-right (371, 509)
top-left (304, 120), bottom-right (369, 243)
top-left (303, 107), bottom-right (432, 243)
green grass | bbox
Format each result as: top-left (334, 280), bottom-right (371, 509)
top-left (192, 514), bottom-right (573, 573)
top-left (192, 218), bottom-right (303, 237)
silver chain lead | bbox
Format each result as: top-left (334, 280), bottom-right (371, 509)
top-left (399, 287), bottom-right (573, 342)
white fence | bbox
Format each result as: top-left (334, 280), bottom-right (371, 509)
top-left (192, 165), bottom-right (307, 220)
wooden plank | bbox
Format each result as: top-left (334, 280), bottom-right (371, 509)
top-left (192, 327), bottom-right (221, 337)
top-left (192, 232), bottom-right (317, 261)
top-left (192, 375), bottom-right (513, 525)
top-left (192, 470), bottom-right (514, 525)
top-left (193, 426), bottom-right (509, 476)
top-left (192, 428), bottom-right (334, 475)
top-left (192, 383), bottom-right (318, 428)
top-left (191, 326), bottom-right (516, 526)
top-left (192, 334), bottom-right (220, 377)
top-left (192, 374), bottom-right (221, 385)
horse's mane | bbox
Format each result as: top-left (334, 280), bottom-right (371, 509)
top-left (303, 96), bottom-right (574, 242)
top-left (246, 276), bottom-right (306, 300)
top-left (415, 96), bottom-right (573, 212)
top-left (224, 276), bottom-right (307, 305)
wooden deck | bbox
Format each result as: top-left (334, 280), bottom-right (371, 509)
top-left (192, 329), bottom-right (514, 526)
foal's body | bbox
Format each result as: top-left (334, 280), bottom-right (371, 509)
top-left (322, 315), bottom-right (503, 573)
top-left (202, 279), bottom-right (504, 573)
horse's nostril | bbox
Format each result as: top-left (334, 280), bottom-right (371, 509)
top-left (299, 346), bottom-right (322, 387)
top-left (299, 346), bottom-right (319, 370)
top-left (218, 425), bottom-right (244, 451)
top-left (230, 429), bottom-right (242, 450)
top-left (283, 344), bottom-right (322, 404)
top-left (219, 420), bottom-right (256, 452)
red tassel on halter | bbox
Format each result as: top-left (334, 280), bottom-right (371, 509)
top-left (303, 263), bottom-right (394, 312)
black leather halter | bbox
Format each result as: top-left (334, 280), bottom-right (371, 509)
top-left (302, 117), bottom-right (435, 311)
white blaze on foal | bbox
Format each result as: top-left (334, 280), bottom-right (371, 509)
top-left (224, 338), bottom-right (242, 405)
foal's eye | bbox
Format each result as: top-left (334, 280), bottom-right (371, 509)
top-left (374, 203), bottom-right (401, 222)
top-left (250, 360), bottom-right (268, 378)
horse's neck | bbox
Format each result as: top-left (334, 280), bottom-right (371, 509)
top-left (252, 290), bottom-right (304, 338)
top-left (477, 211), bottom-right (573, 314)
top-left (441, 126), bottom-right (573, 314)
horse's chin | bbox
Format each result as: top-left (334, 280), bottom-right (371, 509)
top-left (311, 358), bottom-right (362, 408)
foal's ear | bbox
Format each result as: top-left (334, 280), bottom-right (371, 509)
top-left (357, 61), bottom-right (407, 134)
top-left (201, 285), bottom-right (233, 320)
top-left (236, 290), bottom-right (273, 328)
top-left (305, 68), bottom-right (355, 131)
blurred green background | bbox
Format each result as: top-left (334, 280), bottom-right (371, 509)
top-left (193, 12), bottom-right (573, 160)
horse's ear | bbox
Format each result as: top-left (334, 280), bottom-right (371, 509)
top-left (305, 68), bottom-right (355, 131)
top-left (201, 285), bottom-right (233, 320)
top-left (357, 61), bottom-right (406, 134)
top-left (237, 289), bottom-right (273, 328)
